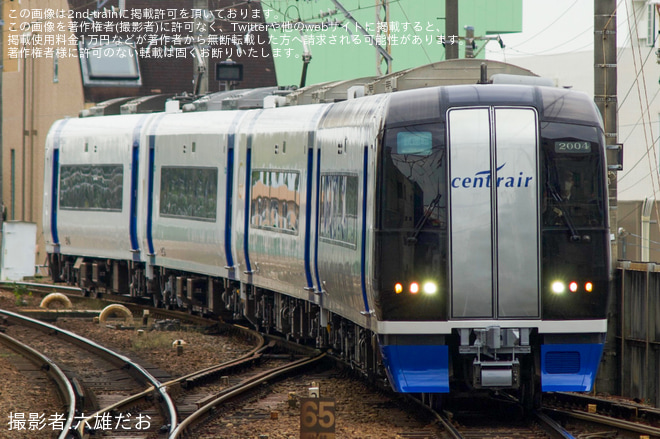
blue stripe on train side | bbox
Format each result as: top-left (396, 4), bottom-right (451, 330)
top-left (129, 115), bottom-right (150, 260)
top-left (50, 148), bottom-right (61, 247)
top-left (145, 114), bottom-right (166, 257)
top-left (50, 119), bottom-right (72, 248)
top-left (224, 112), bottom-right (244, 276)
top-left (313, 149), bottom-right (323, 292)
top-left (360, 146), bottom-right (370, 313)
top-left (130, 143), bottom-right (141, 254)
top-left (243, 145), bottom-right (253, 274)
top-left (303, 147), bottom-right (314, 289)
top-left (146, 137), bottom-right (156, 256)
top-left (224, 138), bottom-right (235, 270)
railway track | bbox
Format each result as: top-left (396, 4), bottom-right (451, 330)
top-left (0, 309), bottom-right (177, 438)
top-left (544, 391), bottom-right (660, 438)
top-left (412, 394), bottom-right (574, 439)
top-left (0, 288), bottom-right (329, 438)
top-left (170, 348), bottom-right (326, 438)
top-left (8, 281), bottom-right (660, 438)
top-left (439, 410), bottom-right (572, 438)
top-left (0, 330), bottom-right (76, 439)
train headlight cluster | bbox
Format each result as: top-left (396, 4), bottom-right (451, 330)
top-left (423, 282), bottom-right (438, 295)
top-left (394, 281), bottom-right (438, 296)
top-left (551, 280), bottom-right (595, 294)
top-left (551, 281), bottom-right (565, 294)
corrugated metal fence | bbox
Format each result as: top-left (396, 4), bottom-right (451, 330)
top-left (612, 261), bottom-right (660, 406)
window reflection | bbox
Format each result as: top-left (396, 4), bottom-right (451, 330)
top-left (60, 164), bottom-right (123, 211)
top-left (319, 174), bottom-right (358, 248)
top-left (250, 170), bottom-right (300, 234)
top-left (160, 167), bottom-right (218, 221)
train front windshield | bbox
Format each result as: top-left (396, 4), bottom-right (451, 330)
top-left (541, 124), bottom-right (606, 230)
top-left (375, 123), bottom-right (448, 321)
top-left (374, 118), bottom-right (609, 322)
top-left (540, 122), bottom-right (609, 320)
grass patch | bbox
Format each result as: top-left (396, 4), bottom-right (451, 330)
top-left (12, 284), bottom-right (32, 306)
top-left (131, 331), bottom-right (180, 350)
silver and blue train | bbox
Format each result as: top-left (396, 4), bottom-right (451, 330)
top-left (43, 82), bottom-right (611, 404)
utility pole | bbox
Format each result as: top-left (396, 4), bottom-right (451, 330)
top-left (445, 0), bottom-right (458, 59)
top-left (193, 0), bottom-right (210, 95)
top-left (594, 1), bottom-right (618, 261)
top-left (594, 0), bottom-right (618, 396)
top-left (464, 26), bottom-right (475, 58)
top-left (375, 0), bottom-right (391, 75)
top-left (331, 0), bottom-right (392, 75)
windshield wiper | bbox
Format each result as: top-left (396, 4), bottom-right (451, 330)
top-left (546, 182), bottom-right (581, 242)
top-left (407, 193), bottom-right (441, 244)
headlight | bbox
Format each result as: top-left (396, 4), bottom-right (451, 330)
top-left (551, 281), bottom-right (565, 294)
top-left (423, 281), bottom-right (438, 295)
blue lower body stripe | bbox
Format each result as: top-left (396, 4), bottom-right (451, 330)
top-left (380, 344), bottom-right (450, 393)
top-left (541, 343), bottom-right (604, 391)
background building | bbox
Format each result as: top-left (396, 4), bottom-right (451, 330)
top-left (2, 0), bottom-right (85, 270)
top-left (485, 0), bottom-right (660, 262)
top-left (264, 0), bottom-right (521, 86)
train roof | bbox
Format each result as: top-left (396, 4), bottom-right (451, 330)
top-left (79, 59), bottom-right (548, 117)
top-left (384, 84), bottom-right (603, 129)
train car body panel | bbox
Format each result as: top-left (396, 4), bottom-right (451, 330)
top-left (145, 111), bottom-right (245, 278)
top-left (234, 105), bottom-right (332, 302)
top-left (43, 114), bottom-right (154, 262)
top-left (315, 94), bottom-right (388, 327)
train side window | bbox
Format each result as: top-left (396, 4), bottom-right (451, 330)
top-left (319, 174), bottom-right (359, 248)
top-left (60, 164), bottom-right (123, 212)
top-left (250, 170), bottom-right (300, 234)
top-left (160, 167), bottom-right (218, 221)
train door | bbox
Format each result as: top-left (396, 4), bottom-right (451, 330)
top-left (447, 107), bottom-right (540, 319)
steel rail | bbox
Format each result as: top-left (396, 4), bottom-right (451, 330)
top-left (169, 352), bottom-right (326, 438)
top-left (545, 406), bottom-right (660, 437)
top-left (159, 336), bottom-right (268, 389)
top-left (533, 411), bottom-right (576, 439)
top-left (0, 331), bottom-right (77, 439)
top-left (83, 328), bottom-right (267, 436)
top-left (0, 309), bottom-right (178, 437)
